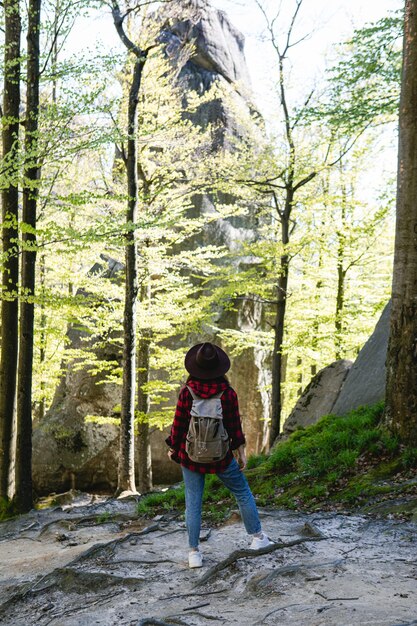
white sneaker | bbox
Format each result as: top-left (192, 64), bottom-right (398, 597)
top-left (249, 532), bottom-right (273, 550)
top-left (188, 550), bottom-right (203, 568)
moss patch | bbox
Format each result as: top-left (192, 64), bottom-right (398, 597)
top-left (0, 497), bottom-right (17, 521)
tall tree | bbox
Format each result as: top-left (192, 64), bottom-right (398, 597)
top-left (137, 327), bottom-right (152, 493)
top-left (15, 0), bottom-right (42, 512)
top-left (111, 0), bottom-right (151, 495)
top-left (254, 0), bottom-right (358, 445)
top-left (0, 0), bottom-right (22, 499)
top-left (385, 0), bottom-right (417, 445)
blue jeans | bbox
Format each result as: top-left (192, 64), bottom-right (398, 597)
top-left (181, 458), bottom-right (262, 549)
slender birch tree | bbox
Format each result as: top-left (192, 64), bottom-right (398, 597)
top-left (254, 0), bottom-right (365, 445)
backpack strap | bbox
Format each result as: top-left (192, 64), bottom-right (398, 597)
top-left (185, 385), bottom-right (198, 400)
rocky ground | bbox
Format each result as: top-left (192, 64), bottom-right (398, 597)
top-left (0, 493), bottom-right (416, 626)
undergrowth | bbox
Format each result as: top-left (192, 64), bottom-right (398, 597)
top-left (137, 401), bottom-right (417, 521)
top-left (0, 497), bottom-right (17, 521)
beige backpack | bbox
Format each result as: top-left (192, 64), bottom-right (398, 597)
top-left (185, 386), bottom-right (230, 463)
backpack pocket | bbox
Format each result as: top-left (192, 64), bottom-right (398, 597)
top-left (186, 417), bottom-right (229, 463)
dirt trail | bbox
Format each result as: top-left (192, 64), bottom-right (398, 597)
top-left (0, 494), bottom-right (416, 626)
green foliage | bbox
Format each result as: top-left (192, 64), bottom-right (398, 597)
top-left (136, 475), bottom-right (232, 523)
top-left (245, 402), bottom-right (416, 510)
top-left (401, 446), bottom-right (417, 469)
top-left (0, 497), bottom-right (17, 521)
top-left (24, 12), bottom-right (253, 424)
top-left (263, 403), bottom-right (385, 482)
top-left (137, 486), bottom-right (185, 515)
top-left (246, 453), bottom-right (267, 470)
top-left (96, 511), bottom-right (113, 524)
top-left (306, 12), bottom-right (402, 132)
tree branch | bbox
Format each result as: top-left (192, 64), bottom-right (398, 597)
top-left (293, 170), bottom-right (317, 191)
top-left (283, 0), bottom-right (305, 57)
top-left (111, 0), bottom-right (144, 58)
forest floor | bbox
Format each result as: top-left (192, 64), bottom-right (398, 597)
top-left (0, 492), bottom-right (416, 626)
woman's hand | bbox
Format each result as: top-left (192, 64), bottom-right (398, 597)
top-left (234, 445), bottom-right (247, 470)
top-left (167, 449), bottom-right (175, 461)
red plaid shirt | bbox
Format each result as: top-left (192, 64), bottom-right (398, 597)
top-left (165, 377), bottom-right (246, 474)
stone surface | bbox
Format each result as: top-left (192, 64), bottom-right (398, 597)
top-left (1, 501), bottom-right (416, 626)
top-left (32, 256), bottom-right (124, 495)
top-left (282, 360), bottom-right (353, 435)
top-left (159, 0), bottom-right (252, 93)
top-left (332, 301), bottom-right (391, 416)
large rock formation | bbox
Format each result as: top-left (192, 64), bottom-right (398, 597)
top-left (280, 302), bottom-right (391, 437)
top-left (331, 301), bottom-right (391, 416)
top-left (32, 0), bottom-right (269, 495)
top-left (281, 359), bottom-right (353, 436)
top-left (160, 0), bottom-right (252, 94)
top-left (33, 255), bottom-right (187, 495)
top-left (32, 256), bottom-right (122, 495)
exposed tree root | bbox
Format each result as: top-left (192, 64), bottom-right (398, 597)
top-left (0, 567), bottom-right (144, 618)
top-left (111, 558), bottom-right (177, 565)
top-left (183, 602), bottom-right (210, 611)
top-left (42, 591), bottom-right (120, 626)
top-left (67, 523), bottom-right (162, 567)
top-left (194, 536), bottom-right (325, 587)
top-left (159, 587), bottom-right (229, 601)
top-left (315, 590), bottom-right (359, 601)
top-left (37, 513), bottom-right (136, 537)
top-left (256, 602), bottom-right (327, 624)
top-left (136, 617), bottom-right (188, 626)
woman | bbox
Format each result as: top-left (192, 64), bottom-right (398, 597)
top-left (166, 342), bottom-right (272, 568)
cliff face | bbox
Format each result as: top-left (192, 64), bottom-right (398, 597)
top-left (160, 1), bottom-right (270, 453)
top-left (32, 0), bottom-right (269, 495)
top-left (160, 0), bottom-right (251, 88)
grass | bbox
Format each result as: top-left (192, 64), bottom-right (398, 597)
top-left (0, 497), bottom-right (17, 521)
top-left (137, 401), bottom-right (417, 520)
top-left (96, 511), bottom-right (113, 524)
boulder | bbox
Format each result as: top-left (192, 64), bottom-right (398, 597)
top-left (281, 360), bottom-right (353, 435)
top-left (331, 301), bottom-right (391, 416)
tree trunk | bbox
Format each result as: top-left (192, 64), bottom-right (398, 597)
top-left (0, 0), bottom-right (21, 499)
top-left (311, 176), bottom-right (329, 362)
top-left (385, 0), bottom-right (417, 445)
top-left (38, 251), bottom-right (46, 420)
top-left (117, 60), bottom-right (143, 495)
top-left (269, 192), bottom-right (291, 446)
top-left (296, 356), bottom-right (303, 396)
top-left (111, 2), bottom-right (150, 495)
top-left (137, 328), bottom-right (152, 493)
top-left (335, 263), bottom-right (346, 360)
top-left (15, 0), bottom-right (41, 512)
top-left (335, 180), bottom-right (347, 360)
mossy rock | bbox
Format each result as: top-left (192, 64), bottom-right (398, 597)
top-left (361, 496), bottom-right (417, 518)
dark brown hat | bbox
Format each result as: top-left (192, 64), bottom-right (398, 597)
top-left (184, 342), bottom-right (230, 379)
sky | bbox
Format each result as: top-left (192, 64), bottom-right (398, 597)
top-left (212, 0), bottom-right (403, 201)
top-left (210, 0), bottom-right (402, 116)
